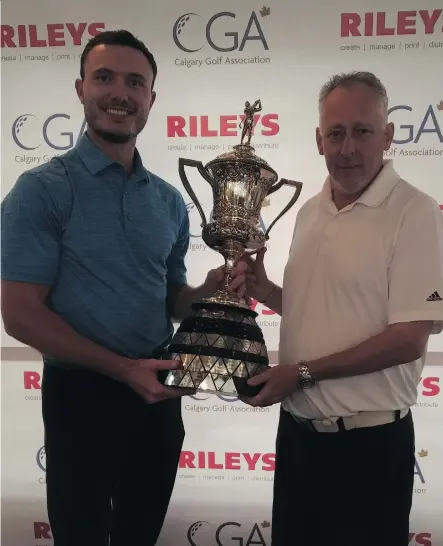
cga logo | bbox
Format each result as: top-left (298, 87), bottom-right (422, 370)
top-left (389, 102), bottom-right (443, 145)
top-left (187, 520), bottom-right (270, 546)
top-left (36, 446), bottom-right (46, 472)
top-left (173, 9), bottom-right (270, 53)
top-left (12, 113), bottom-right (87, 151)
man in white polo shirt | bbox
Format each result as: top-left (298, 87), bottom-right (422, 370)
top-left (241, 71), bottom-right (443, 546)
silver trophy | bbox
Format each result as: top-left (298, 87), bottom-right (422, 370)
top-left (162, 99), bottom-right (303, 396)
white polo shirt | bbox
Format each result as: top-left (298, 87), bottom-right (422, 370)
top-left (279, 160), bottom-right (443, 419)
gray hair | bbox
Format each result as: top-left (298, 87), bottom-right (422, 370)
top-left (318, 71), bottom-right (389, 117)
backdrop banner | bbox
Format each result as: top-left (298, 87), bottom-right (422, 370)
top-left (1, 1), bottom-right (442, 545)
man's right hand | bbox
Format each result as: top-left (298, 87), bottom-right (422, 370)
top-left (123, 359), bottom-right (196, 404)
top-left (238, 247), bottom-right (273, 303)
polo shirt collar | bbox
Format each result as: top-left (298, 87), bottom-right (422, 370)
top-left (320, 159), bottom-right (401, 213)
top-left (75, 132), bottom-right (148, 182)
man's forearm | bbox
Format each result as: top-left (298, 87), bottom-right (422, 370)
top-left (169, 283), bottom-right (212, 320)
top-left (4, 306), bottom-right (131, 381)
top-left (307, 321), bottom-right (433, 382)
top-left (258, 281), bottom-right (283, 316)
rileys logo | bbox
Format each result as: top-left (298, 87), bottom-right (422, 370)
top-left (388, 103), bottom-right (442, 145)
top-left (179, 451), bottom-right (275, 471)
top-left (340, 10), bottom-right (442, 37)
top-left (12, 113), bottom-right (87, 151)
top-left (187, 520), bottom-right (270, 546)
top-left (409, 533), bottom-right (432, 546)
top-left (1, 23), bottom-right (105, 48)
top-left (173, 9), bottom-right (270, 53)
top-left (167, 113), bottom-right (279, 138)
top-left (24, 371), bottom-right (42, 390)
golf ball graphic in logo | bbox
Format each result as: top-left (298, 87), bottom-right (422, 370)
top-left (36, 446), bottom-right (46, 472)
top-left (173, 13), bottom-right (205, 52)
top-left (12, 114), bottom-right (40, 150)
top-left (187, 521), bottom-right (212, 546)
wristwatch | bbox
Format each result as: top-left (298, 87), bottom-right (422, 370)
top-left (297, 360), bottom-right (316, 389)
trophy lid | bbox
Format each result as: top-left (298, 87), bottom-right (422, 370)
top-left (204, 99), bottom-right (277, 178)
top-left (205, 143), bottom-right (277, 178)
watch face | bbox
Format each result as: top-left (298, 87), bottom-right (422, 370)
top-left (301, 378), bottom-right (315, 389)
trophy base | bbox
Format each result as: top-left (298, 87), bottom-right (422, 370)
top-left (160, 299), bottom-right (270, 398)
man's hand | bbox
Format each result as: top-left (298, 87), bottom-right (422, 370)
top-left (240, 365), bottom-right (300, 407)
top-left (123, 359), bottom-right (196, 404)
top-left (204, 261), bottom-right (248, 299)
top-left (237, 248), bottom-right (273, 303)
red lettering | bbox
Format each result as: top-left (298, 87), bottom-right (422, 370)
top-left (261, 114), bottom-right (279, 136)
top-left (34, 522), bottom-right (51, 540)
top-left (420, 9), bottom-right (442, 34)
top-left (24, 371), bottom-right (41, 390)
top-left (220, 115), bottom-right (238, 137)
top-left (397, 11), bottom-right (417, 35)
top-left (250, 299), bottom-right (276, 315)
top-left (341, 10), bottom-right (442, 37)
top-left (47, 24), bottom-right (65, 46)
top-left (242, 452), bottom-right (261, 471)
top-left (420, 376), bottom-right (440, 397)
top-left (261, 453), bottom-right (275, 471)
top-left (198, 451), bottom-right (205, 468)
top-left (225, 452), bottom-right (241, 470)
top-left (1, 25), bottom-right (15, 47)
top-left (341, 13), bottom-right (361, 37)
top-left (376, 13), bottom-right (395, 35)
top-left (207, 451), bottom-right (223, 469)
top-left (189, 116), bottom-right (197, 137)
top-left (200, 116), bottom-right (218, 137)
top-left (179, 450), bottom-right (195, 469)
top-left (0, 23), bottom-right (105, 48)
top-left (416, 532), bottom-right (432, 546)
top-left (87, 22), bottom-right (106, 38)
top-left (364, 13), bottom-right (373, 36)
top-left (167, 116), bottom-right (186, 137)
top-left (66, 23), bottom-right (87, 46)
top-left (29, 25), bottom-right (47, 47)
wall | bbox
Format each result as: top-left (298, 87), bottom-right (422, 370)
top-left (1, 1), bottom-right (442, 544)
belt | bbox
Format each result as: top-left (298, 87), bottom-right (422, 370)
top-left (290, 408), bottom-right (409, 433)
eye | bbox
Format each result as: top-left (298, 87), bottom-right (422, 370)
top-left (96, 74), bottom-right (111, 82)
top-left (128, 79), bottom-right (145, 88)
top-left (328, 130), bottom-right (342, 139)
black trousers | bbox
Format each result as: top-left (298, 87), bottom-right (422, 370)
top-left (272, 408), bottom-right (415, 546)
top-left (41, 363), bottom-right (185, 546)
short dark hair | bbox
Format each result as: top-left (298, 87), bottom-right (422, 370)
top-left (80, 29), bottom-right (157, 87)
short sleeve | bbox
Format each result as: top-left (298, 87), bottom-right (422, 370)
top-left (1, 172), bottom-right (61, 285)
top-left (166, 197), bottom-right (190, 286)
top-left (388, 196), bottom-right (443, 334)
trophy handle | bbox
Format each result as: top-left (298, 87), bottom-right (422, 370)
top-left (264, 179), bottom-right (303, 239)
top-left (178, 158), bottom-right (212, 228)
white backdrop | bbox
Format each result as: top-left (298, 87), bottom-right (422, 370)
top-left (1, 1), bottom-right (442, 545)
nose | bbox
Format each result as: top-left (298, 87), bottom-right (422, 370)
top-left (340, 134), bottom-right (356, 157)
top-left (109, 76), bottom-right (130, 102)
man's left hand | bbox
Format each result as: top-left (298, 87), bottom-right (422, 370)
top-left (240, 365), bottom-right (300, 407)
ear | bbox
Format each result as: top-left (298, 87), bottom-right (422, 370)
top-left (150, 90), bottom-right (157, 109)
top-left (316, 127), bottom-right (324, 155)
top-left (75, 78), bottom-right (84, 104)
top-left (384, 121), bottom-right (394, 150)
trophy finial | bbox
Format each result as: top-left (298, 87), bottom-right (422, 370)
top-left (239, 99), bottom-right (262, 146)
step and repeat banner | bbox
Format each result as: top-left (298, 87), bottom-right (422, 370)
top-left (1, 1), bottom-right (443, 545)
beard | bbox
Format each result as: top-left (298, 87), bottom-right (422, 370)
top-left (84, 102), bottom-right (148, 143)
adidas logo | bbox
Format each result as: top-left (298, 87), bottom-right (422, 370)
top-left (426, 291), bottom-right (442, 302)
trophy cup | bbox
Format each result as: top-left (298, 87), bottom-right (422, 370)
top-left (162, 99), bottom-right (303, 397)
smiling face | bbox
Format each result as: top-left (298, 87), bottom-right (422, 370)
top-left (316, 83), bottom-right (394, 199)
top-left (75, 44), bottom-right (156, 144)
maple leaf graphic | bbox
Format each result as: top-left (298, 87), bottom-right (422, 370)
top-left (260, 6), bottom-right (271, 17)
top-left (436, 100), bottom-right (443, 111)
top-left (418, 449), bottom-right (428, 458)
top-left (261, 520), bottom-right (271, 528)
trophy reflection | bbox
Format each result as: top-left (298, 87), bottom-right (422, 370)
top-left (162, 99), bottom-right (303, 397)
